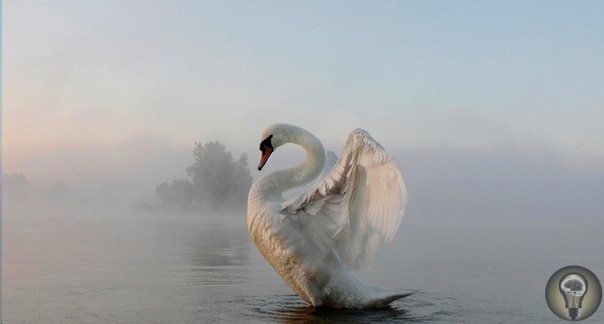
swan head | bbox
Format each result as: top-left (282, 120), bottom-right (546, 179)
top-left (258, 134), bottom-right (274, 171)
top-left (257, 123), bottom-right (303, 171)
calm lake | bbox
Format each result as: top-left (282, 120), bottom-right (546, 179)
top-left (3, 205), bottom-right (603, 323)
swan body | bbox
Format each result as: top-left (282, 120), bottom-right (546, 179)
top-left (247, 124), bottom-right (410, 308)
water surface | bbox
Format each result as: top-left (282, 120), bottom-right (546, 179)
top-left (3, 206), bottom-right (603, 323)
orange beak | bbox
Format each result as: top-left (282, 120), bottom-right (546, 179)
top-left (258, 146), bottom-right (273, 171)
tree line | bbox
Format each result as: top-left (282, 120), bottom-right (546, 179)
top-left (3, 140), bottom-right (252, 213)
top-left (154, 140), bottom-right (252, 212)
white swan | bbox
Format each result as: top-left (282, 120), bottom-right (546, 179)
top-left (247, 123), bottom-right (410, 308)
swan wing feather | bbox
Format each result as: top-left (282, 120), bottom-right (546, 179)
top-left (282, 129), bottom-right (408, 270)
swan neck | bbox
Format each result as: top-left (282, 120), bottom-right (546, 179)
top-left (257, 128), bottom-right (325, 197)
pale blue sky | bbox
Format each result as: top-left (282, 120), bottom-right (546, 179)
top-left (4, 0), bottom-right (604, 183)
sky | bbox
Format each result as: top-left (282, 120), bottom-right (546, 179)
top-left (3, 1), bottom-right (604, 216)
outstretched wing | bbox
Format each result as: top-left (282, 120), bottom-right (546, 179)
top-left (282, 129), bottom-right (408, 270)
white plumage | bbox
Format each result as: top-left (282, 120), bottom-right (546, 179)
top-left (247, 123), bottom-right (410, 308)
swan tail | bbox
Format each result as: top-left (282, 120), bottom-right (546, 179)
top-left (319, 271), bottom-right (415, 308)
top-left (363, 287), bottom-right (415, 308)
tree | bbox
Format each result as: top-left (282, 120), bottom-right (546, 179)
top-left (153, 140), bottom-right (252, 212)
top-left (185, 141), bottom-right (252, 210)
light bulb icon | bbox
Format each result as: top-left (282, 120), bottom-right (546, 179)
top-left (559, 273), bottom-right (588, 320)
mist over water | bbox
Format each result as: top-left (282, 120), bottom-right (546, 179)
top-left (4, 145), bottom-right (604, 323)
